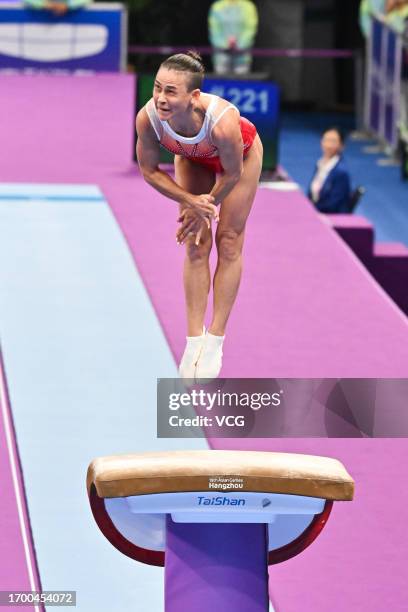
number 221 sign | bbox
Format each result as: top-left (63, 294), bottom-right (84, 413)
top-left (204, 79), bottom-right (280, 170)
top-left (135, 75), bottom-right (280, 171)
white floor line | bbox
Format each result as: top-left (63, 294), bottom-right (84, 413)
top-left (0, 350), bottom-right (40, 612)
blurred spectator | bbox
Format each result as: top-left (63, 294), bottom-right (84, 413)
top-left (208, 0), bottom-right (258, 75)
top-left (308, 128), bottom-right (352, 214)
top-left (24, 0), bottom-right (90, 16)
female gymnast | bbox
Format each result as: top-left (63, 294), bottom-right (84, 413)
top-left (136, 51), bottom-right (263, 380)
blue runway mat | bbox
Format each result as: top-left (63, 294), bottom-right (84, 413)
top-left (0, 183), bottom-right (205, 611)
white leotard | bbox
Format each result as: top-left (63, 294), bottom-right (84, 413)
top-left (145, 94), bottom-right (239, 159)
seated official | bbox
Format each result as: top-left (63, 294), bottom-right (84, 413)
top-left (308, 127), bottom-right (352, 214)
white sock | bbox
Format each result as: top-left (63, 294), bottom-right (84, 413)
top-left (186, 327), bottom-right (206, 346)
top-left (195, 332), bottom-right (225, 382)
top-left (205, 332), bottom-right (225, 345)
top-left (178, 328), bottom-right (205, 379)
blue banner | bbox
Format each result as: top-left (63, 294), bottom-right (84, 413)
top-left (366, 17), bottom-right (403, 151)
top-left (0, 2), bottom-right (126, 72)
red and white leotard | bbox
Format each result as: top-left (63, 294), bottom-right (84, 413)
top-left (145, 93), bottom-right (257, 174)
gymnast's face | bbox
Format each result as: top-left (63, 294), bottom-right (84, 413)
top-left (321, 130), bottom-right (343, 159)
top-left (153, 68), bottom-right (200, 121)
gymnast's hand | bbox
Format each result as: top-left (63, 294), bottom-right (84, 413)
top-left (176, 209), bottom-right (210, 246)
top-left (184, 194), bottom-right (219, 223)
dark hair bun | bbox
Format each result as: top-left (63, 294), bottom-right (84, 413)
top-left (186, 50), bottom-right (203, 66)
top-left (160, 51), bottom-right (205, 90)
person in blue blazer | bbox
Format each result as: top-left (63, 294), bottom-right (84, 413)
top-left (308, 127), bottom-right (352, 213)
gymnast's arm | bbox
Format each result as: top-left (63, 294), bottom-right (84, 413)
top-left (135, 109), bottom-right (217, 217)
top-left (210, 114), bottom-right (244, 204)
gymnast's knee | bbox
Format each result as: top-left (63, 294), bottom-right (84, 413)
top-left (216, 229), bottom-right (242, 263)
top-left (185, 239), bottom-right (212, 264)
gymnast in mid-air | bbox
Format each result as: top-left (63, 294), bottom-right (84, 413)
top-left (136, 51), bottom-right (263, 380)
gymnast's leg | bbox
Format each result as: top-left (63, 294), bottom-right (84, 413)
top-left (196, 135), bottom-right (263, 379)
top-left (174, 155), bottom-right (215, 377)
